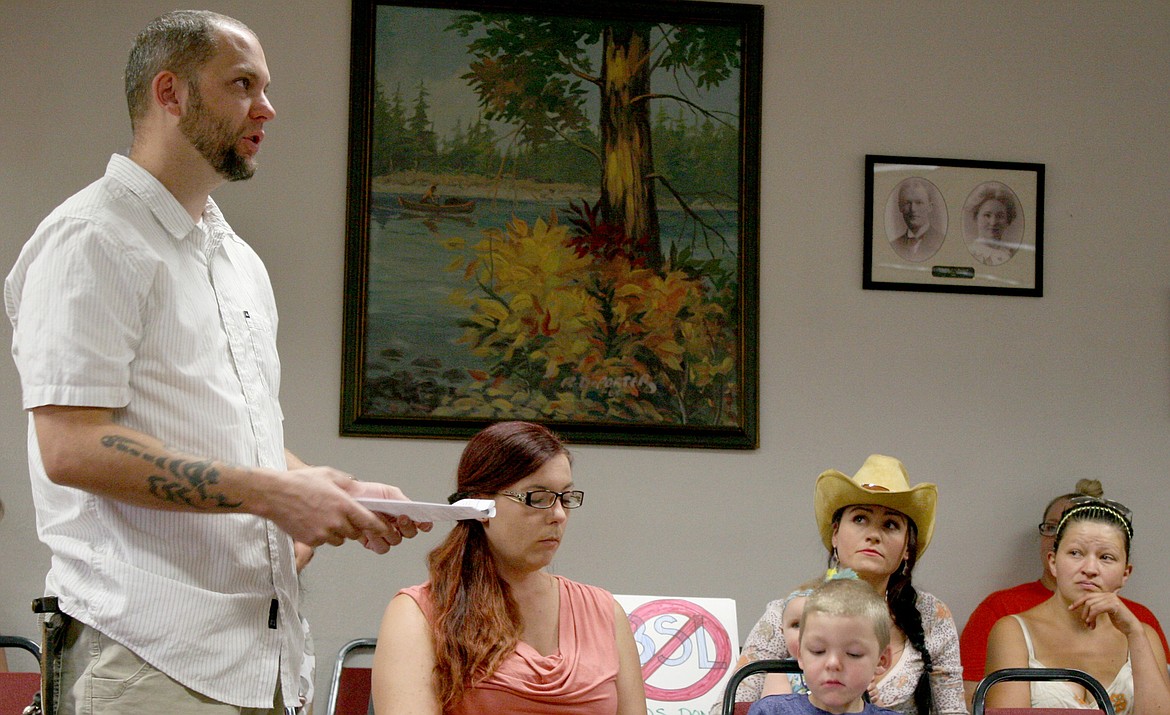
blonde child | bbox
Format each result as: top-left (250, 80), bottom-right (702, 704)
top-left (748, 579), bottom-right (899, 715)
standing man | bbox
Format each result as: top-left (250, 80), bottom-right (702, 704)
top-left (5, 11), bottom-right (428, 714)
top-left (889, 178), bottom-right (945, 262)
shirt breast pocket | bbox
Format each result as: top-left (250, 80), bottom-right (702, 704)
top-left (242, 309), bottom-right (281, 399)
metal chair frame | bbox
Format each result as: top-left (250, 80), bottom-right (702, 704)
top-left (324, 637), bottom-right (377, 715)
top-left (972, 667), bottom-right (1116, 715)
top-left (0, 635), bottom-right (41, 662)
top-left (721, 658), bottom-right (802, 715)
top-left (0, 635), bottom-right (42, 715)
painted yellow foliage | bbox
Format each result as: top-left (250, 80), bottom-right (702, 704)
top-left (435, 213), bottom-right (737, 425)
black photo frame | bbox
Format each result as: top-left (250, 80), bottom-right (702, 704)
top-left (864, 154), bottom-right (1044, 297)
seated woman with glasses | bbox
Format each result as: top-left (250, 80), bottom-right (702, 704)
top-left (984, 498), bottom-right (1170, 715)
top-left (370, 421), bottom-right (646, 715)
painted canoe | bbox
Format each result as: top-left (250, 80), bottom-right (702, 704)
top-left (397, 196), bottom-right (476, 214)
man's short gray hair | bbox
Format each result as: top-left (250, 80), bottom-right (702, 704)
top-left (124, 10), bottom-right (252, 131)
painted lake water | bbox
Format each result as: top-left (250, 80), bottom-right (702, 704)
top-left (363, 192), bottom-right (740, 379)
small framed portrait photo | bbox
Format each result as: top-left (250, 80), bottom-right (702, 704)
top-left (863, 155), bottom-right (1044, 296)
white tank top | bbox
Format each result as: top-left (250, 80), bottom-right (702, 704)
top-left (1011, 614), bottom-right (1133, 715)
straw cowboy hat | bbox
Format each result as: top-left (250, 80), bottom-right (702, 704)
top-left (814, 454), bottom-right (937, 559)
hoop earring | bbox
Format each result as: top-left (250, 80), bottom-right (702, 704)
top-left (830, 548), bottom-right (839, 569)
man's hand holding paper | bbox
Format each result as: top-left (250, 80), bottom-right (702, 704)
top-left (344, 479), bottom-right (435, 554)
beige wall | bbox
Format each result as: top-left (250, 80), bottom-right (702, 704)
top-left (3, 0), bottom-right (1169, 705)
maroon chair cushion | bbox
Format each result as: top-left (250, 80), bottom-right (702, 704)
top-left (0, 672), bottom-right (41, 715)
top-left (335, 666), bottom-right (373, 715)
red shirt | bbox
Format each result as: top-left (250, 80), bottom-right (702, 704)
top-left (960, 579), bottom-right (1170, 681)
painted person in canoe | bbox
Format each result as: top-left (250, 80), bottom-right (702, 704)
top-left (399, 184), bottom-right (476, 214)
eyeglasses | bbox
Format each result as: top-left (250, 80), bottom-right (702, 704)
top-left (1037, 521), bottom-right (1059, 537)
top-left (494, 489), bottom-right (585, 510)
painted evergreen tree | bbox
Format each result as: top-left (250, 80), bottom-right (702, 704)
top-left (449, 13), bottom-right (741, 271)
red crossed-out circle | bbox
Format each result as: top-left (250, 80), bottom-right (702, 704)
top-left (628, 598), bottom-right (733, 702)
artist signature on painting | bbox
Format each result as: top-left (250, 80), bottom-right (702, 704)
top-left (559, 373), bottom-right (659, 395)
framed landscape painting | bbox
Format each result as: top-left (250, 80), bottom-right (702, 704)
top-left (341, 0), bottom-right (763, 448)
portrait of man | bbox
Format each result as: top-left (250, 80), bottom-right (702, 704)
top-left (887, 177), bottom-right (947, 263)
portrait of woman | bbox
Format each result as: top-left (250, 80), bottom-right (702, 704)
top-left (963, 182), bottom-right (1023, 266)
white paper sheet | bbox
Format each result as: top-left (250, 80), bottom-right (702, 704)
top-left (355, 498), bottom-right (495, 522)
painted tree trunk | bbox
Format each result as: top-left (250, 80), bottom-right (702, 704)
top-left (599, 25), bottom-right (662, 271)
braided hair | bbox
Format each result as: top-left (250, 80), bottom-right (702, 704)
top-left (885, 522), bottom-right (933, 715)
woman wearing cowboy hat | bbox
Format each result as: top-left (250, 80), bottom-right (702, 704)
top-left (728, 455), bottom-right (965, 715)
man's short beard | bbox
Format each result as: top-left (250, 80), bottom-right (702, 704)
top-left (179, 81), bottom-right (255, 182)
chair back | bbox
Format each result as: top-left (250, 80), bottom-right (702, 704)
top-left (972, 667), bottom-right (1115, 715)
top-left (721, 658), bottom-right (802, 715)
top-left (324, 637), bottom-right (377, 715)
top-left (0, 635), bottom-right (42, 715)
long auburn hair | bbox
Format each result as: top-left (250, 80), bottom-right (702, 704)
top-left (831, 508), bottom-right (934, 715)
top-left (427, 421), bottom-right (570, 710)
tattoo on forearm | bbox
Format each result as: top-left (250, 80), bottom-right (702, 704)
top-left (101, 435), bottom-right (243, 509)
